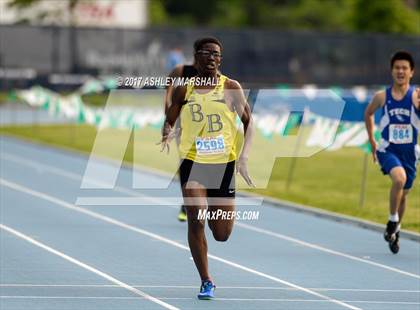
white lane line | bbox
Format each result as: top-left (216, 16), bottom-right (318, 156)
top-left (0, 224), bottom-right (179, 310)
top-left (0, 153), bottom-right (109, 188)
top-left (0, 178), bottom-right (361, 310)
top-left (75, 196), bottom-right (262, 206)
top-left (1, 284), bottom-right (419, 293)
top-left (2, 153), bottom-right (420, 279)
top-left (236, 222), bottom-right (420, 280)
top-left (0, 152), bottom-right (174, 208)
top-left (2, 152), bottom-right (419, 280)
top-left (0, 296), bottom-right (419, 305)
top-left (2, 153), bottom-right (263, 207)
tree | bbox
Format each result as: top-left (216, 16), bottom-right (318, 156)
top-left (351, 0), bottom-right (419, 34)
top-left (150, 0), bottom-right (420, 34)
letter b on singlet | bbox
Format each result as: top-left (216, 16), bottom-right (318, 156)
top-left (189, 104), bottom-right (204, 122)
top-left (207, 114), bottom-right (223, 132)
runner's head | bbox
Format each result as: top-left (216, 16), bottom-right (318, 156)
top-left (193, 37), bottom-right (222, 76)
top-left (390, 51), bottom-right (414, 86)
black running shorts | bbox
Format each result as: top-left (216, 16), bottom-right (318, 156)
top-left (179, 159), bottom-right (235, 198)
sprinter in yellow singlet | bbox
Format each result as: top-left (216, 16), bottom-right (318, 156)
top-left (160, 37), bottom-right (254, 300)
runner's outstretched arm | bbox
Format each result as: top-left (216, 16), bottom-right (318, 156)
top-left (159, 86), bottom-right (185, 154)
top-left (227, 79), bottom-right (255, 187)
top-left (364, 91), bottom-right (384, 163)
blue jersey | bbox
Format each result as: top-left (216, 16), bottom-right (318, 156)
top-left (378, 86), bottom-right (419, 153)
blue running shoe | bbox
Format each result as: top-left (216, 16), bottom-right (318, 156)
top-left (197, 280), bottom-right (216, 300)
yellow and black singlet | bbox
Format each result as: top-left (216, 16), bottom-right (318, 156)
top-left (179, 75), bottom-right (237, 164)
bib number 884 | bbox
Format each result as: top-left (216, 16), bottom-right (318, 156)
top-left (389, 124), bottom-right (412, 144)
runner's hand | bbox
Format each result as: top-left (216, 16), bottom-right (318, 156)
top-left (236, 156), bottom-right (255, 187)
top-left (157, 128), bottom-right (179, 154)
top-left (370, 140), bottom-right (377, 163)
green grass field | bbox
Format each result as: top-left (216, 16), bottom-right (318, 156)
top-left (1, 89), bottom-right (164, 108)
top-left (1, 124), bottom-right (419, 232)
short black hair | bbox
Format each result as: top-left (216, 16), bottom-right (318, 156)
top-left (193, 37), bottom-right (222, 53)
top-left (391, 51), bottom-right (414, 69)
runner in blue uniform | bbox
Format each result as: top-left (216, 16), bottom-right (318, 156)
top-left (365, 51), bottom-right (419, 254)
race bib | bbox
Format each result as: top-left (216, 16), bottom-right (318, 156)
top-left (195, 135), bottom-right (225, 155)
top-left (389, 124), bottom-right (413, 144)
